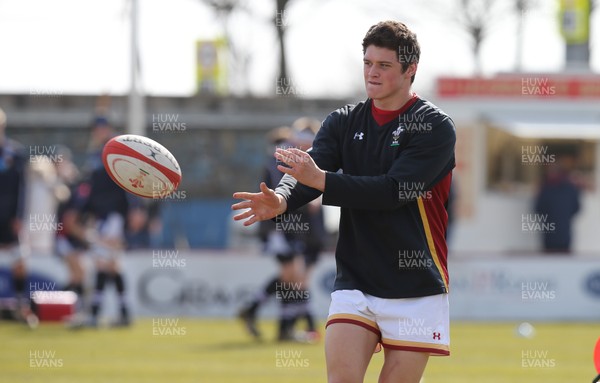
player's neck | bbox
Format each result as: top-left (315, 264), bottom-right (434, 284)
top-left (372, 90), bottom-right (414, 111)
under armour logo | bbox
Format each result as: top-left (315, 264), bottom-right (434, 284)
top-left (432, 332), bottom-right (441, 340)
top-left (354, 132), bottom-right (364, 140)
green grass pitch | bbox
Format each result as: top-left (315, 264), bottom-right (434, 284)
top-left (0, 319), bottom-right (596, 382)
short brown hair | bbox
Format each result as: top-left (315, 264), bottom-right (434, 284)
top-left (362, 21), bottom-right (420, 83)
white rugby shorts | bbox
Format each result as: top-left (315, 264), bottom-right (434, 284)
top-left (326, 289), bottom-right (450, 356)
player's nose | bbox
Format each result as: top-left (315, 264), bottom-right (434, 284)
top-left (367, 66), bottom-right (380, 79)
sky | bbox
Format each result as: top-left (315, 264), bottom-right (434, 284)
top-left (0, 0), bottom-right (598, 98)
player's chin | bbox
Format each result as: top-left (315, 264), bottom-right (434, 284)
top-left (365, 85), bottom-right (384, 99)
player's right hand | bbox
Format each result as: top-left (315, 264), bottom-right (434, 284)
top-left (232, 182), bottom-right (287, 226)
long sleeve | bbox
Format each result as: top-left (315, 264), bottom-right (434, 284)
top-left (322, 115), bottom-right (455, 210)
top-left (275, 109), bottom-right (344, 212)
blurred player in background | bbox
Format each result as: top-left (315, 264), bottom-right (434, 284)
top-left (85, 116), bottom-right (132, 327)
top-left (238, 126), bottom-right (305, 341)
top-left (124, 203), bottom-right (152, 250)
top-left (72, 116), bottom-right (143, 327)
top-left (239, 122), bottom-right (326, 342)
top-left (534, 154), bottom-right (581, 254)
top-left (54, 148), bottom-right (89, 308)
top-left (233, 21), bottom-right (455, 383)
top-left (286, 117), bottom-right (327, 341)
top-left (56, 182), bottom-right (89, 307)
top-left (27, 143), bottom-right (86, 306)
top-left (0, 107), bottom-right (37, 327)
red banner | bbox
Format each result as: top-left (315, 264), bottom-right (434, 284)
top-left (437, 76), bottom-right (600, 99)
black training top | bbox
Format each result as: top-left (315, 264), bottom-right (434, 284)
top-left (275, 97), bottom-right (456, 299)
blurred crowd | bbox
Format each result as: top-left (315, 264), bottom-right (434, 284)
top-left (0, 104), bottom-right (330, 341)
top-left (0, 106), bottom-right (156, 328)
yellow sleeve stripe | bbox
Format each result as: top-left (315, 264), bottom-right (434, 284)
top-left (417, 197), bottom-right (449, 292)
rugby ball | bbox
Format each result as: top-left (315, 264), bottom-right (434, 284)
top-left (102, 134), bottom-right (182, 198)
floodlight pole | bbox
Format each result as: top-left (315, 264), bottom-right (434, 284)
top-left (515, 0), bottom-right (526, 72)
top-left (128, 0), bottom-right (145, 136)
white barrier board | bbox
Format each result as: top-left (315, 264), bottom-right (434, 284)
top-left (1, 251), bottom-right (600, 321)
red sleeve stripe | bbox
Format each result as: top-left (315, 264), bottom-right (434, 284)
top-left (416, 173), bottom-right (452, 291)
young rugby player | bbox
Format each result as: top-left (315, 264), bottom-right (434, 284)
top-left (233, 21), bottom-right (455, 383)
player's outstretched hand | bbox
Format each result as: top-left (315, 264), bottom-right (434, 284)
top-left (232, 182), bottom-right (287, 226)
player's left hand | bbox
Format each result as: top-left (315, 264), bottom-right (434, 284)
top-left (275, 148), bottom-right (325, 191)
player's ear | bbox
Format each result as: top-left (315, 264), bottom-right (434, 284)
top-left (405, 62), bottom-right (418, 77)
